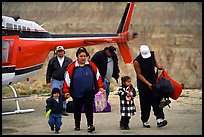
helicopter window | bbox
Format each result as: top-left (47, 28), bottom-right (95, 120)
top-left (6, 23), bottom-right (13, 30)
top-left (22, 26), bottom-right (26, 31)
top-left (27, 27), bottom-right (30, 31)
top-left (2, 39), bottom-right (14, 64)
top-left (14, 24), bottom-right (17, 30)
top-left (2, 40), bottom-right (10, 63)
top-left (18, 25), bottom-right (21, 30)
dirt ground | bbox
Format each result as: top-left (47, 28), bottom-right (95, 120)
top-left (2, 89), bottom-right (202, 135)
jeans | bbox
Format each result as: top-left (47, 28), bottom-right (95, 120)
top-left (104, 78), bottom-right (110, 101)
top-left (48, 113), bottom-right (62, 131)
top-left (52, 79), bottom-right (66, 109)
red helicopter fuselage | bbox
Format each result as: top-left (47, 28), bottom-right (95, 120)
top-left (2, 2), bottom-right (138, 86)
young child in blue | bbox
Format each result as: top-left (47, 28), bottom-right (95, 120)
top-left (118, 76), bottom-right (136, 130)
top-left (46, 88), bottom-right (68, 133)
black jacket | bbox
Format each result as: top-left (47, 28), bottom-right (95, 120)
top-left (91, 50), bottom-right (120, 83)
top-left (46, 94), bottom-right (66, 114)
top-left (46, 56), bottom-right (72, 83)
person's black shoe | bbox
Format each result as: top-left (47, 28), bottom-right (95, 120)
top-left (125, 126), bottom-right (130, 130)
top-left (75, 127), bottom-right (80, 131)
top-left (143, 122), bottom-right (151, 128)
top-left (120, 125), bottom-right (125, 130)
top-left (87, 125), bottom-right (95, 132)
top-left (55, 128), bottom-right (60, 133)
top-left (50, 126), bottom-right (54, 131)
top-left (120, 123), bottom-right (125, 130)
top-left (55, 130), bottom-right (59, 134)
top-left (62, 109), bottom-right (68, 116)
top-left (157, 120), bottom-right (168, 127)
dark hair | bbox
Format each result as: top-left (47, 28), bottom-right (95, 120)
top-left (104, 45), bottom-right (116, 53)
top-left (105, 45), bottom-right (116, 54)
top-left (121, 76), bottom-right (131, 86)
top-left (52, 88), bottom-right (60, 96)
top-left (76, 47), bottom-right (90, 59)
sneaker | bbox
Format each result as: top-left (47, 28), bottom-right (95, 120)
top-left (50, 126), bottom-right (54, 131)
top-left (143, 121), bottom-right (151, 128)
top-left (87, 125), bottom-right (95, 132)
top-left (55, 130), bottom-right (59, 134)
top-left (75, 127), bottom-right (80, 131)
top-left (62, 109), bottom-right (68, 116)
top-left (157, 119), bottom-right (168, 127)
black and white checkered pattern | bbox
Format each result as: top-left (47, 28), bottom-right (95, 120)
top-left (118, 86), bottom-right (136, 117)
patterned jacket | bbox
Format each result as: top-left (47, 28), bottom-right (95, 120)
top-left (118, 85), bottom-right (136, 117)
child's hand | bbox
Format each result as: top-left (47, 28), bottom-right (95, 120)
top-left (127, 92), bottom-right (133, 97)
top-left (126, 92), bottom-right (130, 97)
top-left (126, 87), bottom-right (131, 91)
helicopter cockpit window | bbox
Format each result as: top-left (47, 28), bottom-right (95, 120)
top-left (2, 39), bottom-right (14, 64)
top-left (2, 40), bottom-right (10, 63)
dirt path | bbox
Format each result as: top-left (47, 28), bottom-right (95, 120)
top-left (2, 89), bottom-right (202, 135)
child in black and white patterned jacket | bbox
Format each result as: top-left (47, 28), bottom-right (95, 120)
top-left (118, 76), bottom-right (136, 130)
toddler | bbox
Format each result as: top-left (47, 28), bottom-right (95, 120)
top-left (118, 76), bottom-right (136, 130)
top-left (46, 88), bottom-right (69, 133)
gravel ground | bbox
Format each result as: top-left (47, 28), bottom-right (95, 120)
top-left (2, 89), bottom-right (202, 135)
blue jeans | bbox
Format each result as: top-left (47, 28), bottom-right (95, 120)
top-left (104, 78), bottom-right (110, 101)
top-left (52, 79), bottom-right (66, 109)
top-left (48, 113), bottom-right (62, 131)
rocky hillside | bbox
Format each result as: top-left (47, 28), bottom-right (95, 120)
top-left (2, 2), bottom-right (202, 90)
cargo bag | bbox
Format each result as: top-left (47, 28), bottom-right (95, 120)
top-left (156, 69), bottom-right (183, 100)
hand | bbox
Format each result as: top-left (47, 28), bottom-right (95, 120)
top-left (64, 93), bottom-right (70, 99)
top-left (147, 83), bottom-right (152, 90)
top-left (99, 88), bottom-right (106, 99)
top-left (99, 88), bottom-right (105, 94)
top-left (47, 83), bottom-right (52, 88)
top-left (126, 92), bottom-right (130, 97)
top-left (158, 65), bottom-right (164, 70)
top-left (126, 87), bottom-right (130, 91)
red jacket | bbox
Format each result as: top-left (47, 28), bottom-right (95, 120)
top-left (63, 60), bottom-right (104, 94)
